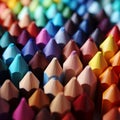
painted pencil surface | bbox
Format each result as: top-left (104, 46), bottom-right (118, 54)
top-left (62, 112), bottom-right (75, 120)
top-left (73, 93), bottom-right (94, 120)
top-left (0, 0), bottom-right (120, 120)
top-left (13, 98), bottom-right (34, 120)
top-left (35, 107), bottom-right (51, 120)
top-left (0, 97), bottom-right (9, 113)
top-left (0, 58), bottom-right (10, 85)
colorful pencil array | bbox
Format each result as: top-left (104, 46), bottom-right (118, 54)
top-left (0, 0), bottom-right (120, 120)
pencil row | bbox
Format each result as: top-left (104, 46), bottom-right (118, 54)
top-left (0, 0), bottom-right (120, 120)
